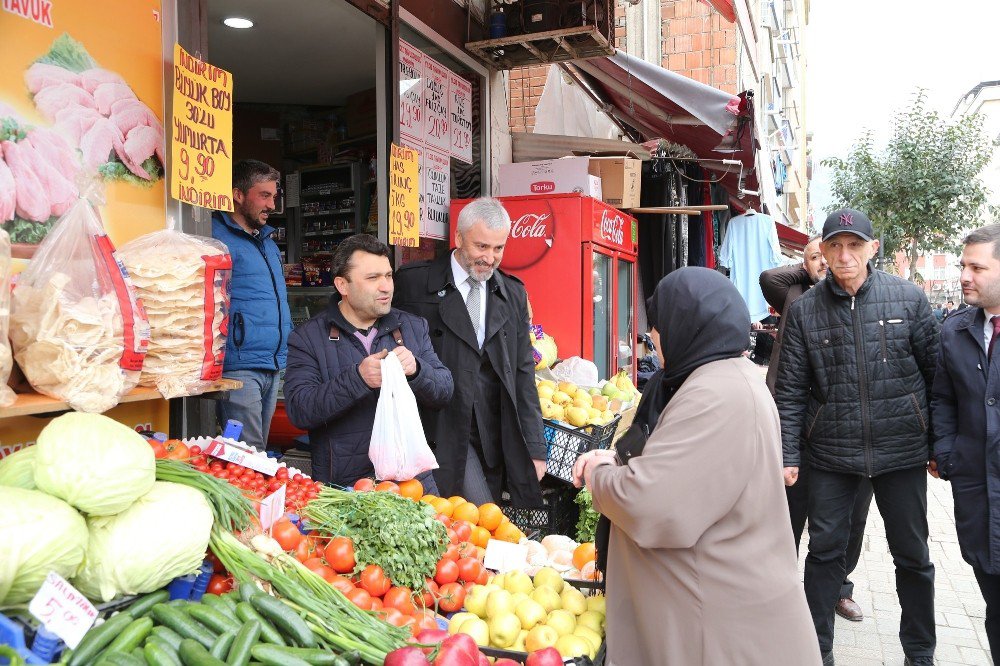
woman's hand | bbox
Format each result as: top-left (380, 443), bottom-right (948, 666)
top-left (573, 449), bottom-right (617, 488)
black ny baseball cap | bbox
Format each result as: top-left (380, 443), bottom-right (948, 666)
top-left (822, 208), bottom-right (875, 242)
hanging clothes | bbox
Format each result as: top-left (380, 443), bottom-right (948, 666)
top-left (717, 212), bottom-right (782, 322)
top-left (685, 165), bottom-right (707, 268)
top-left (710, 182), bottom-right (731, 268)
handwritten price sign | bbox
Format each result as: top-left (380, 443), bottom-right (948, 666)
top-left (399, 41), bottom-right (424, 142)
top-left (449, 73), bottom-right (473, 165)
top-left (388, 143), bottom-right (420, 248)
top-left (28, 572), bottom-right (98, 649)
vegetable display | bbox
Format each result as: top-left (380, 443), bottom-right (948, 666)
top-left (574, 489), bottom-right (599, 544)
top-left (153, 459), bottom-right (257, 532)
top-left (0, 446), bottom-right (37, 489)
top-left (74, 481), bottom-right (214, 602)
top-left (0, 486), bottom-right (88, 605)
top-left (304, 487), bottom-right (449, 591)
top-left (32, 412), bottom-right (155, 516)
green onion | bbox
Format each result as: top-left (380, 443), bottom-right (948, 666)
top-left (155, 460), bottom-right (256, 531)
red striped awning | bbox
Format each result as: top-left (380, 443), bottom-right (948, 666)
top-left (701, 0), bottom-right (736, 22)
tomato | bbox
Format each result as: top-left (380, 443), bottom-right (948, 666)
top-left (418, 579), bottom-right (438, 608)
top-left (273, 519), bottom-right (304, 551)
top-left (163, 439), bottom-right (190, 460)
top-left (383, 586), bottom-right (416, 616)
top-left (324, 536), bottom-right (356, 574)
top-left (330, 575), bottom-right (355, 595)
top-left (353, 478), bottom-right (375, 492)
top-left (206, 574), bottom-right (232, 595)
top-left (276, 467), bottom-right (289, 480)
top-left (375, 481), bottom-right (400, 494)
top-left (442, 544), bottom-right (460, 562)
top-left (452, 521), bottom-right (472, 543)
top-left (147, 439), bottom-right (167, 459)
top-left (370, 597), bottom-right (384, 611)
top-left (446, 529), bottom-right (459, 545)
top-left (434, 559), bottom-right (459, 586)
top-left (456, 557), bottom-right (483, 584)
top-left (307, 563), bottom-right (337, 583)
top-left (382, 607), bottom-right (409, 627)
top-left (475, 568), bottom-right (489, 586)
top-left (436, 582), bottom-right (466, 613)
top-left (346, 587), bottom-right (374, 610)
top-left (188, 445), bottom-right (202, 456)
top-left (205, 552), bottom-right (225, 573)
top-left (461, 580), bottom-right (476, 595)
top-left (360, 564), bottom-right (391, 598)
top-left (456, 541), bottom-right (476, 560)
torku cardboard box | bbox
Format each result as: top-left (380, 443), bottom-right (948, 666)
top-left (498, 155), bottom-right (641, 209)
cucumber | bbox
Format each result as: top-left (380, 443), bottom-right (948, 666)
top-left (235, 603), bottom-right (286, 647)
top-left (188, 605), bottom-right (242, 635)
top-left (129, 590), bottom-right (171, 618)
top-left (178, 639), bottom-right (227, 666)
top-left (270, 648), bottom-right (350, 665)
top-left (249, 596), bottom-right (315, 648)
top-left (238, 583), bottom-right (259, 604)
top-left (68, 612), bottom-right (136, 666)
top-left (145, 636), bottom-right (181, 657)
top-left (335, 651), bottom-right (360, 666)
top-left (96, 653), bottom-right (145, 666)
top-left (248, 645), bottom-right (312, 666)
top-left (226, 620), bottom-right (260, 666)
top-left (144, 641), bottom-right (183, 666)
top-left (150, 626), bottom-right (185, 651)
top-left (151, 605), bottom-right (217, 649)
top-left (105, 617), bottom-right (154, 655)
top-left (330, 658), bottom-right (351, 666)
top-left (209, 630), bottom-right (236, 660)
top-left (202, 594), bottom-right (238, 616)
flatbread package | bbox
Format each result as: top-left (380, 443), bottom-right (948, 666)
top-left (0, 230), bottom-right (14, 408)
top-left (9, 198), bottom-right (150, 413)
top-left (118, 230), bottom-right (231, 399)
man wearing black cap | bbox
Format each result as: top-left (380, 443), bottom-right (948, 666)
top-left (775, 209), bottom-right (939, 666)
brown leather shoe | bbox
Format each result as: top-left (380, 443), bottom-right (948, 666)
top-left (835, 597), bottom-right (864, 621)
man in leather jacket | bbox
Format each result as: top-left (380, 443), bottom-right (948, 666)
top-left (775, 209), bottom-right (939, 666)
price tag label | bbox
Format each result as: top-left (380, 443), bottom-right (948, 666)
top-left (203, 437), bottom-right (279, 475)
top-left (260, 483), bottom-right (287, 532)
top-left (483, 539), bottom-right (529, 573)
top-left (28, 572), bottom-right (98, 649)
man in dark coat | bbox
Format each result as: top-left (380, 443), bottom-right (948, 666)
top-left (394, 197), bottom-right (546, 507)
top-left (283, 234), bottom-right (453, 488)
top-left (930, 223), bottom-right (1000, 658)
top-left (760, 236), bottom-right (873, 623)
top-left (776, 209), bottom-right (939, 666)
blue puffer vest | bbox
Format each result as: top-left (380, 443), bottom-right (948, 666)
top-left (212, 211), bottom-right (292, 371)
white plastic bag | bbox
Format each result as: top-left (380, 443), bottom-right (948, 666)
top-left (0, 230), bottom-right (14, 407)
top-left (368, 352), bottom-right (438, 481)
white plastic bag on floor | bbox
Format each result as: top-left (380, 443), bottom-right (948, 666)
top-left (368, 352), bottom-right (438, 481)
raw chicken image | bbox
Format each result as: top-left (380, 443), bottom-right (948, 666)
top-left (24, 63), bottom-right (82, 94)
top-left (54, 106), bottom-right (103, 144)
top-left (0, 140), bottom-right (51, 223)
top-left (80, 118), bottom-right (124, 172)
top-left (18, 139), bottom-right (78, 217)
top-left (93, 82), bottom-right (137, 116)
top-left (33, 83), bottom-right (97, 120)
top-left (78, 67), bottom-right (125, 94)
top-left (0, 145), bottom-right (16, 223)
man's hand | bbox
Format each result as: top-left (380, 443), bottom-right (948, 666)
top-left (783, 466), bottom-right (799, 486)
top-left (358, 349), bottom-right (389, 388)
top-left (927, 459), bottom-right (940, 479)
top-left (393, 346), bottom-right (418, 376)
top-left (532, 459), bottom-right (546, 481)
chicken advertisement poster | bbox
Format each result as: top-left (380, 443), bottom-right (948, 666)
top-left (0, 0), bottom-right (167, 259)
top-left (0, 1), bottom-right (168, 446)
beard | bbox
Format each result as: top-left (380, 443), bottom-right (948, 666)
top-left (965, 281), bottom-right (1000, 310)
top-left (235, 201), bottom-right (268, 230)
top-left (457, 250), bottom-right (496, 282)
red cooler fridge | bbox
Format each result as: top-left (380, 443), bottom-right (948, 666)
top-left (450, 194), bottom-right (638, 381)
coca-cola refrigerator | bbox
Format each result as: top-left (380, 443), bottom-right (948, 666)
top-left (450, 194), bottom-right (638, 381)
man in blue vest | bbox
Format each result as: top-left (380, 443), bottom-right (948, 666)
top-left (212, 159), bottom-right (292, 449)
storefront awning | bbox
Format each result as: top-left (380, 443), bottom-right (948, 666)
top-left (700, 0), bottom-right (736, 22)
top-left (776, 221), bottom-right (810, 253)
top-left (566, 50), bottom-right (759, 203)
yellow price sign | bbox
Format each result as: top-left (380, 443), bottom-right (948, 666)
top-left (170, 44), bottom-right (234, 211)
top-left (389, 143), bottom-right (420, 247)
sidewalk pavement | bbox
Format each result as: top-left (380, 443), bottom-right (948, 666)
top-left (801, 477), bottom-right (992, 665)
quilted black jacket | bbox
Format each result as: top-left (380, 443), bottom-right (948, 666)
top-left (775, 264), bottom-right (939, 476)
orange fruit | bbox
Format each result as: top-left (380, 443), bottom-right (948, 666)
top-left (447, 495), bottom-right (467, 507)
top-left (477, 503), bottom-right (503, 532)
top-left (492, 515), bottom-right (511, 535)
top-left (420, 494), bottom-right (437, 505)
top-left (471, 526), bottom-right (491, 548)
top-left (430, 497), bottom-right (454, 517)
top-left (573, 542), bottom-right (597, 570)
top-left (494, 521), bottom-right (521, 543)
top-left (398, 478), bottom-right (424, 501)
top-left (452, 502), bottom-right (480, 525)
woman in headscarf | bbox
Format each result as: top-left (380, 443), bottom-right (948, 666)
top-left (574, 267), bottom-right (819, 665)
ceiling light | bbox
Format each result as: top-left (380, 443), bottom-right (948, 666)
top-left (223, 17), bottom-right (254, 29)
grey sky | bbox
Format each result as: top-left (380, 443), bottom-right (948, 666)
top-left (806, 0), bottom-right (1000, 224)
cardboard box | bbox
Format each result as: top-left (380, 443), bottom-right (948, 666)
top-left (498, 157), bottom-right (603, 200)
top-left (587, 155), bottom-right (642, 209)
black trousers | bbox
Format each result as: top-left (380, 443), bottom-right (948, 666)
top-left (805, 467), bottom-right (935, 657)
top-left (787, 457), bottom-right (874, 598)
top-left (973, 569), bottom-right (1000, 664)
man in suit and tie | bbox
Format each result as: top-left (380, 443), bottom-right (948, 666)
top-left (394, 197), bottom-right (546, 507)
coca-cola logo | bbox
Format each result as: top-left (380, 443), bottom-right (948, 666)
top-left (599, 210), bottom-right (625, 246)
top-left (510, 213), bottom-right (552, 246)
top-left (530, 181), bottom-right (555, 193)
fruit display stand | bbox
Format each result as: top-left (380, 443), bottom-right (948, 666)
top-left (543, 416), bottom-right (620, 484)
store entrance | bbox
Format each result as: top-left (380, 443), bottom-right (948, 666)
top-left (208, 0), bottom-right (386, 450)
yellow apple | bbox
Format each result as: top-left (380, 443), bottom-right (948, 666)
top-left (557, 381), bottom-right (578, 395)
top-left (566, 406), bottom-right (589, 427)
top-left (486, 589), bottom-right (516, 619)
top-left (514, 598), bottom-right (547, 631)
top-left (488, 613), bottom-right (522, 649)
top-left (545, 609), bottom-right (577, 636)
top-left (504, 570), bottom-right (535, 596)
top-left (586, 595), bottom-right (607, 614)
top-left (577, 610), bottom-right (605, 634)
top-left (531, 586), bottom-right (562, 614)
top-left (574, 626), bottom-right (603, 653)
top-left (459, 617), bottom-right (491, 646)
top-left (573, 389), bottom-right (593, 406)
top-left (465, 586), bottom-right (491, 618)
top-left (551, 390), bottom-right (571, 406)
top-left (555, 634), bottom-right (592, 659)
top-left (449, 611), bottom-right (477, 635)
top-left (537, 385), bottom-right (555, 400)
top-left (532, 567), bottom-right (565, 594)
top-left (512, 629), bottom-right (528, 652)
top-left (525, 624), bottom-right (560, 652)
top-left (491, 574), bottom-right (507, 591)
top-left (560, 586), bottom-right (588, 616)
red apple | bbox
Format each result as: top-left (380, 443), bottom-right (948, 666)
top-left (526, 647), bottom-right (565, 666)
top-left (384, 646), bottom-right (432, 665)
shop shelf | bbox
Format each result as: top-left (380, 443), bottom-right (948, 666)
top-left (465, 25), bottom-right (613, 70)
top-left (303, 230), bottom-right (355, 237)
top-left (301, 187), bottom-right (354, 198)
top-left (302, 209), bottom-right (355, 217)
top-left (543, 415), bottom-right (621, 484)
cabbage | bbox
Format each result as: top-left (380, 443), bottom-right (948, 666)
top-left (73, 481), bottom-right (213, 601)
top-left (33, 412), bottom-right (155, 516)
top-left (0, 487), bottom-right (88, 605)
top-left (0, 446), bottom-right (37, 489)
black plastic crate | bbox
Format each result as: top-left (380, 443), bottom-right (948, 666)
top-left (498, 483), bottom-right (580, 540)
top-left (544, 415), bottom-right (621, 484)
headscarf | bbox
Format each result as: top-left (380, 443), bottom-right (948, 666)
top-left (634, 267), bottom-right (751, 437)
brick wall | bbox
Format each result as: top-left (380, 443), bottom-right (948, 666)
top-left (507, 0), bottom-right (738, 134)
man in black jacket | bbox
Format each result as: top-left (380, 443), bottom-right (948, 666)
top-left (760, 237), bottom-right (873, 623)
top-left (776, 209), bottom-right (939, 666)
top-left (393, 197), bottom-right (546, 508)
top-left (283, 234), bottom-right (453, 488)
top-left (930, 224), bottom-right (1000, 658)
